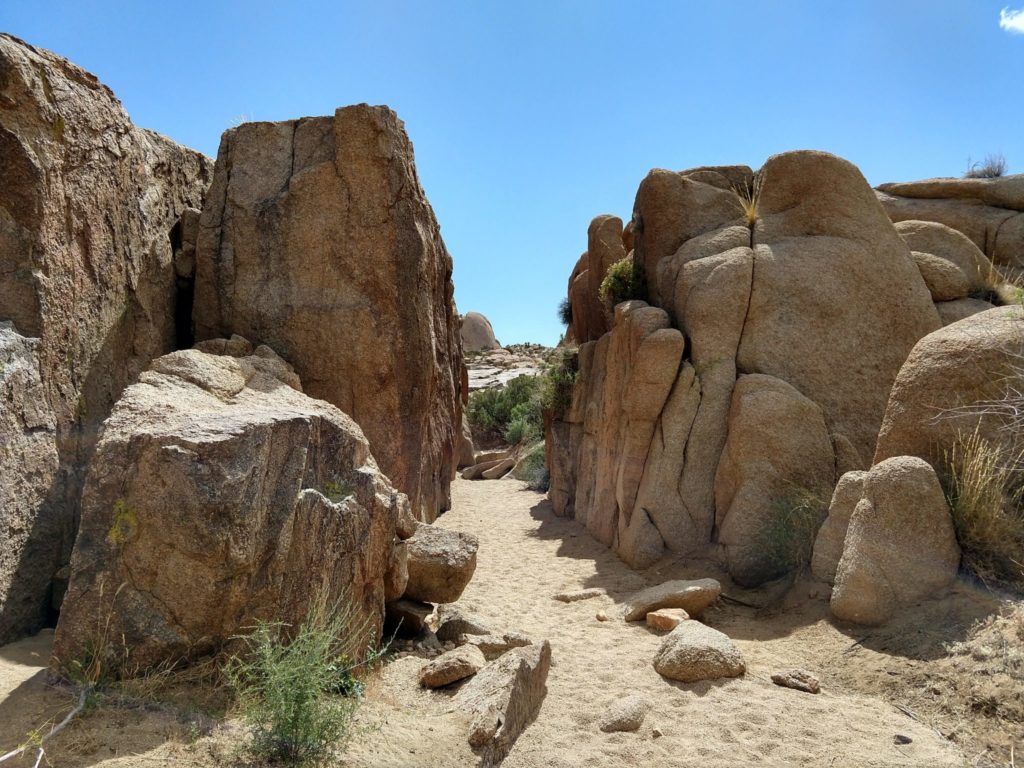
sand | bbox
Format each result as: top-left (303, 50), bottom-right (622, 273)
top-left (0, 477), bottom-right (1017, 766)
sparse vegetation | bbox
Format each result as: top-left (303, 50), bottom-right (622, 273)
top-left (467, 375), bottom-right (541, 445)
top-left (557, 297), bottom-right (573, 327)
top-left (965, 153), bottom-right (1008, 179)
top-left (761, 485), bottom-right (830, 579)
top-left (517, 443), bottom-right (550, 492)
top-left (944, 429), bottom-right (1024, 588)
top-left (323, 480), bottom-right (354, 503)
top-left (598, 256), bottom-right (646, 309)
top-left (732, 174), bottom-right (764, 228)
top-left (226, 595), bottom-right (382, 766)
top-left (539, 349), bottom-right (578, 419)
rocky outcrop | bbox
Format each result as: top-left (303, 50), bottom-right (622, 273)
top-left (829, 457), bottom-right (960, 625)
top-left (0, 35), bottom-right (211, 642)
top-left (461, 312), bottom-right (501, 352)
top-left (876, 175), bottom-right (1024, 279)
top-left (193, 104), bottom-right (462, 522)
top-left (549, 152), bottom-right (938, 582)
top-left (53, 346), bottom-right (410, 671)
top-left (874, 306), bottom-right (1024, 471)
top-left (566, 215), bottom-right (630, 344)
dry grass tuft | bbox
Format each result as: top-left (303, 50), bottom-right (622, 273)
top-left (965, 153), bottom-right (1008, 179)
top-left (732, 173), bottom-right (764, 229)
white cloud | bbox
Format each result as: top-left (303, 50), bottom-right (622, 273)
top-left (1001, 6), bottom-right (1024, 33)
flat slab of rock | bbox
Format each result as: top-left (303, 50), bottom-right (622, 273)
top-left (461, 458), bottom-right (505, 480)
top-left (622, 578), bottom-right (721, 621)
top-left (553, 587), bottom-right (606, 603)
top-left (481, 457), bottom-right (515, 480)
top-left (435, 605), bottom-right (491, 642)
top-left (653, 621), bottom-right (745, 683)
top-left (462, 631), bottom-right (534, 661)
top-left (404, 523), bottom-right (479, 604)
top-left (419, 645), bottom-right (486, 688)
top-left (646, 608), bottom-right (690, 631)
top-left (771, 669), bottom-right (820, 694)
top-left (455, 640), bottom-right (551, 763)
top-left (598, 694), bottom-right (650, 733)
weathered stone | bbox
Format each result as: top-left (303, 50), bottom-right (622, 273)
top-left (53, 347), bottom-right (406, 671)
top-left (552, 588), bottom-right (605, 603)
top-left (831, 457), bottom-right (960, 625)
top-left (457, 414), bottom-right (476, 469)
top-left (481, 457), bottom-right (515, 480)
top-left (714, 374), bottom-right (835, 586)
top-left (622, 578), bottom-right (721, 621)
top-left (0, 34), bottom-right (210, 643)
top-left (193, 104), bottom-right (463, 523)
top-left (461, 631), bottom-right (534, 661)
top-left (461, 458), bottom-right (505, 480)
top-left (598, 694), bottom-right (650, 733)
top-left (455, 640), bottom-right (551, 762)
top-left (461, 312), bottom-right (501, 352)
top-left (653, 622), bottom-right (745, 683)
top-left (811, 471), bottom-right (867, 585)
top-left (910, 251), bottom-right (972, 301)
top-left (895, 220), bottom-right (1000, 295)
top-left (771, 669), bottom-right (820, 694)
top-left (419, 644), bottom-right (486, 688)
top-left (404, 523), bottom-right (479, 604)
top-left (646, 608), bottom-right (689, 631)
top-left (386, 598), bottom-right (434, 638)
top-left (435, 604), bottom-right (491, 642)
top-left (935, 297), bottom-right (997, 326)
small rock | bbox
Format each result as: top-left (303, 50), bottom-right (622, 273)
top-left (462, 631), bottom-right (533, 661)
top-left (894, 734), bottom-right (913, 745)
top-left (771, 669), bottom-right (820, 694)
top-left (553, 588), bottom-right (605, 603)
top-left (622, 578), bottom-right (721, 621)
top-left (596, 610), bottom-right (609, 622)
top-left (419, 645), bottom-right (486, 688)
top-left (598, 694), bottom-right (649, 733)
top-left (651, 726), bottom-right (663, 738)
top-left (646, 608), bottom-right (690, 631)
top-left (653, 622), bottom-right (745, 683)
top-left (435, 604), bottom-right (491, 642)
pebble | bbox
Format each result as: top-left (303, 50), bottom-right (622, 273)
top-left (596, 610), bottom-right (609, 622)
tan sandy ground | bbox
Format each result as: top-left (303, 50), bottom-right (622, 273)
top-left (0, 477), bottom-right (1019, 767)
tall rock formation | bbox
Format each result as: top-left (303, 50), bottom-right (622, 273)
top-left (549, 152), bottom-right (942, 580)
top-left (461, 311), bottom-right (501, 352)
top-left (0, 34), bottom-right (211, 642)
top-left (193, 105), bottom-right (462, 523)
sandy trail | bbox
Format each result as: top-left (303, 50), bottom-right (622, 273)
top-left (0, 477), bottom-right (1000, 766)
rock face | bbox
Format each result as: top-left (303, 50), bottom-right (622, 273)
top-left (461, 312), bottom-right (501, 352)
top-left (0, 35), bottom-right (211, 642)
top-left (53, 346), bottom-right (409, 671)
top-left (653, 621), bottom-right (745, 683)
top-left (811, 471), bottom-right (867, 585)
top-left (877, 175), bottom-right (1024, 279)
top-left (874, 306), bottom-right (1024, 471)
top-left (567, 215), bottom-right (630, 344)
top-left (549, 151), bottom-right (937, 581)
top-left (403, 523), bottom-right (479, 604)
top-left (455, 640), bottom-right (551, 763)
top-left (193, 104), bottom-right (462, 522)
top-left (830, 457), bottom-right (960, 625)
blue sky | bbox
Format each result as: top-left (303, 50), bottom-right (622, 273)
top-left (3, 2), bottom-right (1022, 345)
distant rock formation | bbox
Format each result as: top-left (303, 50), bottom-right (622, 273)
top-left (54, 344), bottom-right (412, 671)
top-left (549, 151), bottom-right (943, 579)
top-left (876, 174), bottom-right (1024, 281)
top-left (192, 105), bottom-right (463, 522)
top-left (0, 34), bottom-right (210, 643)
top-left (461, 311), bottom-right (501, 352)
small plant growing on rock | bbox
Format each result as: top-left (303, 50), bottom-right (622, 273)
top-left (557, 297), bottom-right (573, 327)
top-left (323, 480), bottom-right (354, 503)
top-left (598, 257), bottom-right (646, 309)
top-left (539, 350), bottom-right (578, 420)
top-left (226, 594), bottom-right (382, 765)
top-left (732, 174), bottom-right (764, 229)
top-left (965, 153), bottom-right (1008, 179)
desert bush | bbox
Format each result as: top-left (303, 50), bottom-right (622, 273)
top-left (598, 256), bottom-right (646, 309)
top-left (557, 297), bottom-right (573, 327)
top-left (732, 174), bottom-right (764, 228)
top-left (226, 596), bottom-right (382, 765)
top-left (761, 485), bottom-right (830, 578)
top-left (965, 153), bottom-right (1008, 179)
top-left (467, 375), bottom-right (541, 445)
top-left (944, 429), bottom-right (1024, 588)
top-left (517, 443), bottom-right (550, 492)
top-left (539, 350), bottom-right (578, 419)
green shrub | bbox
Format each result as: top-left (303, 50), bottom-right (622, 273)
top-left (467, 375), bottom-right (541, 445)
top-left (945, 430), bottom-right (1024, 588)
top-left (517, 443), bottom-right (550, 492)
top-left (598, 257), bottom-right (646, 309)
top-left (539, 351), bottom-right (578, 419)
top-left (557, 297), bottom-right (573, 327)
top-left (226, 596), bottom-right (382, 765)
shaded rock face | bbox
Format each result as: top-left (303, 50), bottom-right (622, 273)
top-left (0, 35), bottom-right (211, 642)
top-left (830, 456), bottom-right (960, 625)
top-left (567, 215), bottom-right (629, 344)
top-left (53, 346), bottom-right (408, 672)
top-left (461, 312), bottom-right (500, 352)
top-left (193, 104), bottom-right (462, 522)
top-left (549, 151), bottom-right (938, 583)
top-left (876, 175), bottom-right (1024, 280)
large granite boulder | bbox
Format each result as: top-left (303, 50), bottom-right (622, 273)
top-left (876, 175), bottom-right (1024, 278)
top-left (53, 345), bottom-right (410, 672)
top-left (193, 104), bottom-right (462, 522)
top-left (567, 215), bottom-right (630, 344)
top-left (0, 34), bottom-right (211, 642)
top-left (548, 152), bottom-right (939, 581)
top-left (461, 312), bottom-right (500, 352)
